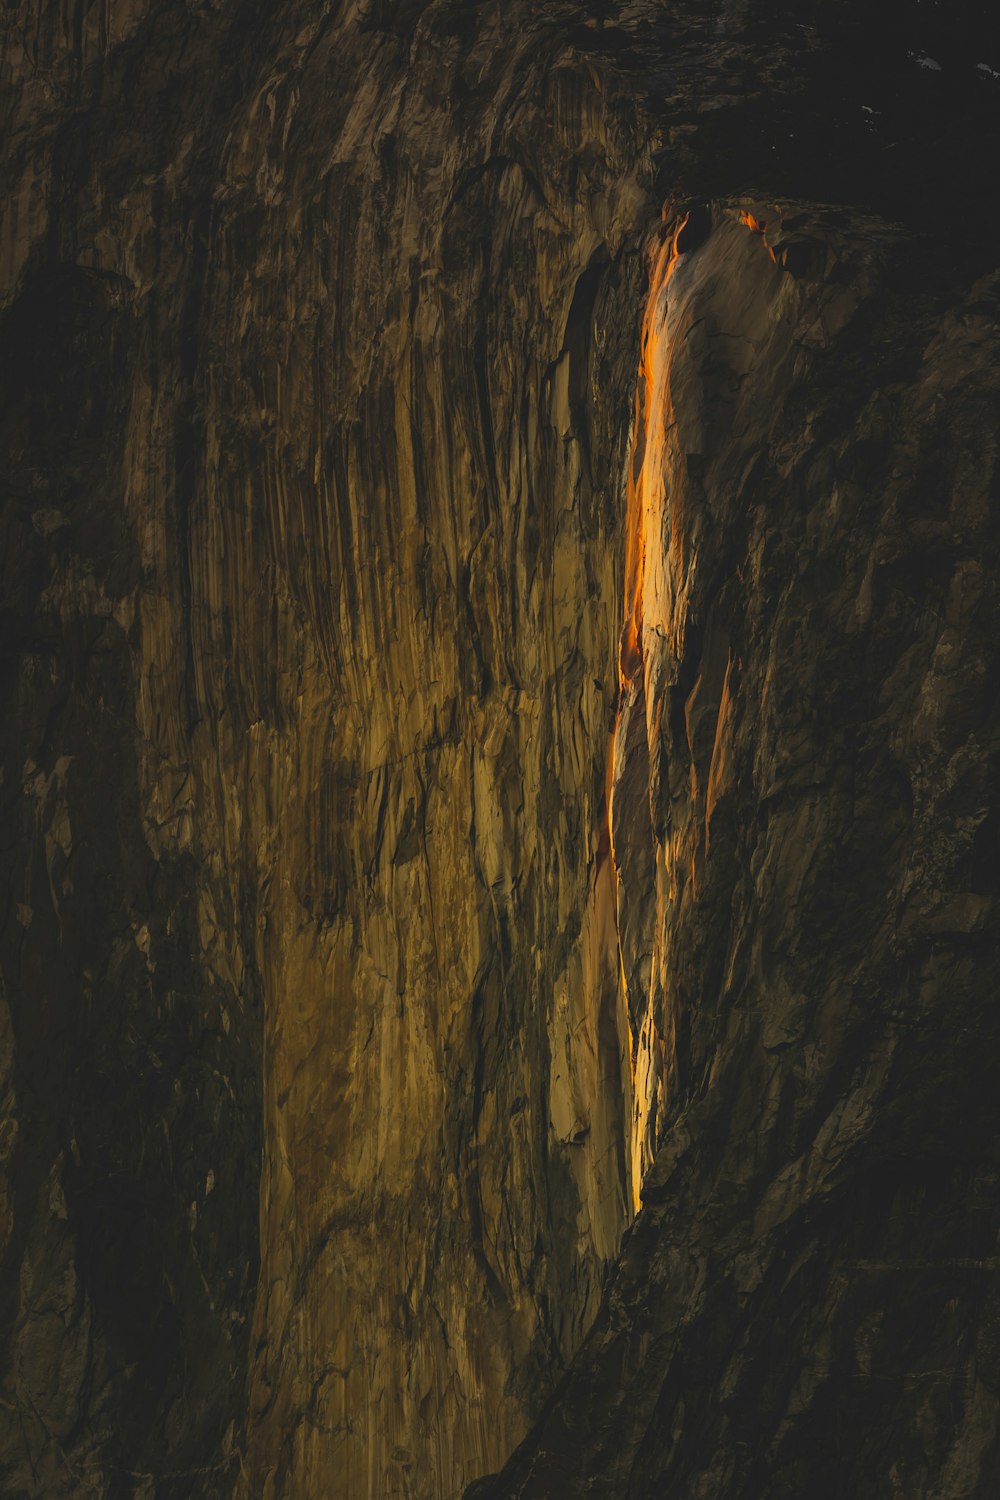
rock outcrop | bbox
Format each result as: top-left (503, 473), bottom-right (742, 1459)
top-left (1, 3), bottom-right (999, 1498)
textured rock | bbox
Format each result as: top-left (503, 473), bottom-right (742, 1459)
top-left (2, 4), bottom-right (650, 1494)
top-left (2, 3), bottom-right (1000, 1499)
top-left (469, 202), bottom-right (1000, 1500)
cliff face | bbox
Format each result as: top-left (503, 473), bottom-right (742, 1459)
top-left (2, 4), bottom-right (650, 1494)
top-left (472, 205), bottom-right (1000, 1499)
top-left (2, 3), bottom-right (999, 1499)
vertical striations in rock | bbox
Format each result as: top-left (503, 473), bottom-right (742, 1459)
top-left (0, 234), bottom-right (262, 1500)
top-left (3, 3), bottom-right (1000, 1498)
top-left (224, 15), bottom-right (649, 1494)
top-left (467, 198), bottom-right (1000, 1499)
top-left (2, 4), bottom-right (656, 1496)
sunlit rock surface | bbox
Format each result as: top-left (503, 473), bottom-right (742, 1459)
top-left (471, 196), bottom-right (1000, 1498)
top-left (2, 2), bottom-right (999, 1498)
top-left (2, 4), bottom-right (647, 1495)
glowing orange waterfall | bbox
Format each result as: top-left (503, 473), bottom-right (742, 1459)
top-left (619, 212), bottom-right (689, 690)
top-left (609, 211), bottom-right (688, 1212)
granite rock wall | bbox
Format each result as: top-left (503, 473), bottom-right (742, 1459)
top-left (1, 3), bottom-right (999, 1498)
top-left (471, 198), bottom-right (1000, 1500)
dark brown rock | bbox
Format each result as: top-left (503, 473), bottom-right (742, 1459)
top-left (1, 3), bottom-right (999, 1498)
top-left (468, 213), bottom-right (1000, 1500)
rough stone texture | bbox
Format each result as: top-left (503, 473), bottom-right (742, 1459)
top-left (2, 2), bottom-right (1000, 1499)
top-left (2, 3), bottom-right (649, 1495)
top-left (469, 201), bottom-right (1000, 1499)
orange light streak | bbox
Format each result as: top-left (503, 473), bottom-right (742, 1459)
top-left (606, 212), bottom-right (689, 1212)
top-left (619, 212), bottom-right (689, 690)
top-left (739, 207), bottom-right (777, 263)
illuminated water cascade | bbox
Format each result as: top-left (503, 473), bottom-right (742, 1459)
top-left (619, 212), bottom-right (689, 691)
top-left (609, 211), bottom-right (688, 1210)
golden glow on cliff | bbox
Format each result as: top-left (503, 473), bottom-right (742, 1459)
top-left (608, 212), bottom-right (689, 1214)
top-left (739, 208), bottom-right (777, 263)
top-left (619, 211), bottom-right (689, 690)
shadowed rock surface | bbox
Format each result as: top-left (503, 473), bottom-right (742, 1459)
top-left (468, 202), bottom-right (1000, 1500)
top-left (1, 2), bottom-right (999, 1498)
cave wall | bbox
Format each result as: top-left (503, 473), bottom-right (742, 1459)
top-left (2, 2), bottom-right (1000, 1498)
